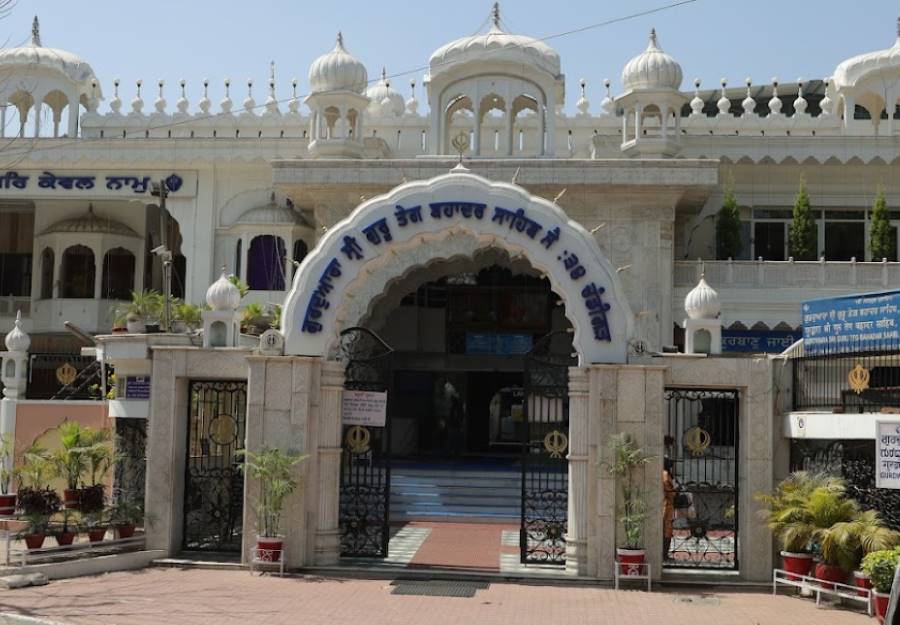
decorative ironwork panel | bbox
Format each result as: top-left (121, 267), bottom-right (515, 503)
top-left (791, 440), bottom-right (900, 531)
top-left (664, 389), bottom-right (738, 570)
top-left (182, 380), bottom-right (247, 552)
top-left (113, 418), bottom-right (146, 506)
top-left (339, 328), bottom-right (393, 558)
top-left (520, 331), bottom-right (574, 565)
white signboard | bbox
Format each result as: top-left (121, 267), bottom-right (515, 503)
top-left (876, 420), bottom-right (900, 489)
top-left (342, 390), bottom-right (387, 427)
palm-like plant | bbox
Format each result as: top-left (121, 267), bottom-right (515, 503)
top-left (0, 433), bottom-right (13, 494)
top-left (238, 447), bottom-right (307, 538)
top-left (755, 471), bottom-right (844, 553)
top-left (50, 421), bottom-right (89, 490)
top-left (807, 486), bottom-right (861, 570)
top-left (605, 433), bottom-right (653, 550)
top-left (81, 427), bottom-right (115, 487)
top-left (828, 509), bottom-right (900, 572)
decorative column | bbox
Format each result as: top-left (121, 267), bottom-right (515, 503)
top-left (315, 359), bottom-right (344, 565)
top-left (566, 366), bottom-right (590, 575)
top-left (1, 311), bottom-right (30, 477)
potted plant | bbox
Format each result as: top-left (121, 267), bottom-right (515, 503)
top-left (755, 471), bottom-right (842, 579)
top-left (237, 446), bottom-right (307, 562)
top-left (79, 484), bottom-right (106, 541)
top-left (110, 497), bottom-right (143, 539)
top-left (14, 445), bottom-right (61, 549)
top-left (53, 509), bottom-right (78, 546)
top-left (115, 290), bottom-right (162, 334)
top-left (172, 301), bottom-right (202, 333)
top-left (839, 509), bottom-right (900, 597)
top-left (862, 547), bottom-right (900, 622)
top-left (240, 302), bottom-right (266, 335)
top-left (0, 434), bottom-right (16, 515)
top-left (809, 485), bottom-right (866, 588)
top-left (605, 433), bottom-right (652, 576)
top-left (49, 421), bottom-right (89, 510)
top-left (79, 427), bottom-right (114, 542)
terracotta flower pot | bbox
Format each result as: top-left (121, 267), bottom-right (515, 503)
top-left (852, 570), bottom-right (872, 598)
top-left (780, 551), bottom-right (814, 581)
top-left (255, 536), bottom-right (284, 562)
top-left (814, 562), bottom-right (848, 590)
top-left (874, 590), bottom-right (891, 623)
top-left (0, 493), bottom-right (16, 516)
top-left (63, 488), bottom-right (82, 510)
top-left (87, 528), bottom-right (107, 542)
top-left (116, 524), bottom-right (136, 539)
top-left (24, 533), bottom-right (45, 550)
top-left (55, 531), bottom-right (77, 546)
top-left (616, 547), bottom-right (646, 576)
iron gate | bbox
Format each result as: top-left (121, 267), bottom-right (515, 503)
top-left (520, 331), bottom-right (575, 565)
top-left (113, 418), bottom-right (146, 507)
top-left (339, 328), bottom-right (393, 558)
top-left (182, 380), bottom-right (247, 552)
top-left (663, 388), bottom-right (738, 570)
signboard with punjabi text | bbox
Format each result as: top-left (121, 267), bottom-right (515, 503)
top-left (341, 390), bottom-right (388, 427)
top-left (877, 420), bottom-right (900, 490)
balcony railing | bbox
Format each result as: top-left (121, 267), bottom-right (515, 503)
top-left (675, 259), bottom-right (900, 290)
top-left (792, 339), bottom-right (900, 412)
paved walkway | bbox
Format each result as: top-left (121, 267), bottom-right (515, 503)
top-left (0, 567), bottom-right (871, 625)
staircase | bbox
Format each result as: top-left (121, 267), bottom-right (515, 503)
top-left (389, 462), bottom-right (521, 522)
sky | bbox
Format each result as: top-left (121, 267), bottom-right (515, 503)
top-left (5, 0), bottom-right (900, 114)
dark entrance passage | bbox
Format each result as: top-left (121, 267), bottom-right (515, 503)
top-left (182, 380), bottom-right (247, 552)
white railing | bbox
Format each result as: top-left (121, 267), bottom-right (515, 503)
top-left (2, 529), bottom-right (145, 567)
top-left (772, 568), bottom-right (872, 616)
top-left (675, 259), bottom-right (900, 290)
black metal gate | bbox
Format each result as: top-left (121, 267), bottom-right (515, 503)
top-left (520, 331), bottom-right (575, 565)
top-left (663, 388), bottom-right (738, 570)
top-left (182, 380), bottom-right (247, 552)
top-left (339, 328), bottom-right (393, 558)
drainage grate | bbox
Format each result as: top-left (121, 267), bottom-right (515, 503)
top-left (672, 595), bottom-right (721, 607)
top-left (390, 580), bottom-right (490, 598)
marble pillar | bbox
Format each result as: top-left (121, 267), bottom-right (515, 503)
top-left (314, 359), bottom-right (344, 565)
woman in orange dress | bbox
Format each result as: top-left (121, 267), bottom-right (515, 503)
top-left (662, 457), bottom-right (676, 560)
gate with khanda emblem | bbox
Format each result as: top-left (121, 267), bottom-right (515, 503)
top-left (521, 331), bottom-right (575, 565)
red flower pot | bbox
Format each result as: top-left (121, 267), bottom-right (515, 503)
top-left (852, 570), bottom-right (872, 598)
top-left (116, 524), bottom-right (136, 539)
top-left (87, 528), bottom-right (106, 542)
top-left (874, 591), bottom-right (891, 623)
top-left (616, 548), bottom-right (646, 576)
top-left (24, 533), bottom-right (45, 549)
top-left (814, 562), bottom-right (848, 590)
top-left (63, 488), bottom-right (82, 510)
top-left (780, 551), bottom-right (814, 581)
top-left (0, 493), bottom-right (16, 516)
top-left (255, 536), bottom-right (284, 562)
top-left (55, 531), bottom-right (77, 546)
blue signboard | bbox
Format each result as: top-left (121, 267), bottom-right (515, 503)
top-left (802, 290), bottom-right (900, 354)
top-left (124, 376), bottom-right (151, 400)
top-left (465, 332), bottom-right (533, 355)
top-left (721, 330), bottom-right (801, 354)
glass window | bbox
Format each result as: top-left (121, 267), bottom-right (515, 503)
top-left (246, 235), bottom-right (286, 291)
top-left (824, 222), bottom-right (865, 261)
top-left (735, 222), bottom-right (751, 261)
top-left (0, 253), bottom-right (31, 297)
top-left (60, 245), bottom-right (95, 299)
top-left (101, 248), bottom-right (135, 300)
top-left (754, 222), bottom-right (785, 260)
top-left (753, 209), bottom-right (792, 220)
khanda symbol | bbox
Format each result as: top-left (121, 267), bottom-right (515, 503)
top-left (543, 430), bottom-right (568, 458)
top-left (345, 425), bottom-right (371, 454)
top-left (848, 363), bottom-right (870, 395)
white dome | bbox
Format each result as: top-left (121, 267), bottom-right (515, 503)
top-left (206, 272), bottom-right (242, 311)
top-left (366, 69), bottom-right (405, 117)
top-left (308, 33), bottom-right (368, 94)
top-left (4, 311), bottom-right (30, 353)
top-left (621, 29), bottom-right (683, 92)
top-left (833, 24), bottom-right (900, 90)
top-left (427, 21), bottom-right (560, 82)
top-left (684, 275), bottom-right (720, 320)
top-left (0, 17), bottom-right (101, 97)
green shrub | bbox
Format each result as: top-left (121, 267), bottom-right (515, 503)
top-left (862, 548), bottom-right (900, 593)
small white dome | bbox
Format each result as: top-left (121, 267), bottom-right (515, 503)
top-left (684, 275), bottom-right (720, 320)
top-left (4, 311), bottom-right (30, 353)
top-left (308, 32), bottom-right (368, 94)
top-left (206, 271), bottom-right (242, 311)
top-left (366, 69), bottom-right (405, 117)
top-left (833, 19), bottom-right (900, 90)
top-left (621, 29), bottom-right (683, 92)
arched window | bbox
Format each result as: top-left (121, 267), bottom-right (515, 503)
top-left (40, 248), bottom-right (54, 299)
top-left (101, 247), bottom-right (135, 300)
top-left (60, 245), bottom-right (95, 298)
top-left (293, 239), bottom-right (308, 266)
top-left (234, 239), bottom-right (242, 279)
top-left (247, 235), bottom-right (286, 291)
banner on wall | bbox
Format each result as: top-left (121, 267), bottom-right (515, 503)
top-left (802, 290), bottom-right (900, 355)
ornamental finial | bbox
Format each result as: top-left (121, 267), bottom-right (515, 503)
top-left (336, 31), bottom-right (344, 48)
top-left (491, 2), bottom-right (500, 29)
top-left (31, 15), bottom-right (41, 47)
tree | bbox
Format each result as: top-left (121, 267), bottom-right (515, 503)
top-left (789, 177), bottom-right (817, 260)
top-left (716, 182), bottom-right (743, 260)
top-left (870, 187), bottom-right (896, 261)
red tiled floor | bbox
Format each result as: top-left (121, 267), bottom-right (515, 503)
top-left (0, 567), bottom-right (871, 625)
top-left (405, 521), bottom-right (517, 571)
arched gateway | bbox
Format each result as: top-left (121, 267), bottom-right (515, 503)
top-left (282, 169), bottom-right (633, 363)
top-left (281, 169), bottom-right (633, 572)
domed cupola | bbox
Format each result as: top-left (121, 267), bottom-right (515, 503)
top-left (308, 32), bottom-right (368, 94)
top-left (683, 274), bottom-right (722, 355)
top-left (424, 4), bottom-right (564, 157)
top-left (202, 271), bottom-right (242, 348)
top-left (206, 271), bottom-right (242, 311)
top-left (0, 16), bottom-right (102, 137)
top-left (684, 274), bottom-right (720, 320)
top-left (621, 28), bottom-right (683, 92)
top-left (614, 28), bottom-right (686, 158)
top-left (366, 68), bottom-right (405, 118)
top-left (2, 310), bottom-right (30, 398)
top-left (4, 310), bottom-right (30, 353)
top-left (305, 32), bottom-right (370, 159)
